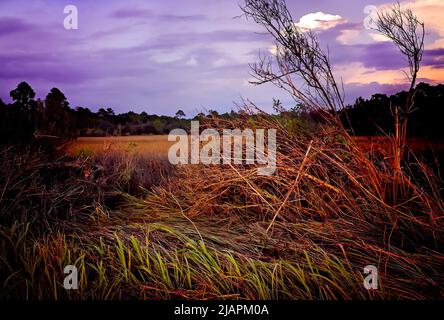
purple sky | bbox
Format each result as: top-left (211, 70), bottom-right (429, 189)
top-left (0, 0), bottom-right (443, 115)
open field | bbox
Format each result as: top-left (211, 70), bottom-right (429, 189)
top-left (67, 135), bottom-right (444, 157)
top-left (67, 135), bottom-right (174, 157)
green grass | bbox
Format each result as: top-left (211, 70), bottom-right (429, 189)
top-left (0, 218), bottom-right (372, 300)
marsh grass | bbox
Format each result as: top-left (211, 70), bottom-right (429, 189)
top-left (0, 218), bottom-right (373, 300)
top-left (0, 115), bottom-right (443, 300)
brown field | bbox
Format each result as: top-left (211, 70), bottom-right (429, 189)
top-left (68, 135), bottom-right (444, 158)
top-left (353, 136), bottom-right (444, 154)
top-left (67, 135), bottom-right (174, 157)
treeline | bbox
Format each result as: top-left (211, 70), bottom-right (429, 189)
top-left (341, 82), bottom-right (444, 140)
top-left (1, 81), bottom-right (443, 144)
top-left (0, 81), bottom-right (271, 145)
top-left (0, 82), bottom-right (191, 144)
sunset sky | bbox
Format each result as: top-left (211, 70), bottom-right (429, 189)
top-left (0, 0), bottom-right (443, 115)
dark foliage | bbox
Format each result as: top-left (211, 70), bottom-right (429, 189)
top-left (0, 82), bottom-right (191, 144)
top-left (341, 82), bottom-right (444, 141)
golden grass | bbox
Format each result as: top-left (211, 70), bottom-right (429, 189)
top-left (67, 135), bottom-right (444, 162)
top-left (67, 135), bottom-right (174, 158)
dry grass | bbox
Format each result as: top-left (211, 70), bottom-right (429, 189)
top-left (65, 136), bottom-right (175, 196)
top-left (353, 136), bottom-right (444, 155)
top-left (1, 113), bottom-right (443, 300)
top-left (142, 114), bottom-right (444, 299)
top-left (66, 135), bottom-right (174, 158)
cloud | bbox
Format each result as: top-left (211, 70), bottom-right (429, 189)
top-left (110, 8), bottom-right (153, 19)
top-left (0, 17), bottom-right (33, 36)
top-left (345, 81), bottom-right (408, 102)
top-left (295, 12), bottom-right (345, 31)
top-left (341, 41), bottom-right (404, 71)
top-left (359, 0), bottom-right (444, 49)
top-left (336, 60), bottom-right (444, 91)
top-left (158, 14), bottom-right (206, 22)
top-left (110, 8), bottom-right (206, 21)
top-left (185, 56), bottom-right (198, 66)
top-left (405, 0), bottom-right (444, 49)
top-left (336, 0), bottom-right (444, 47)
top-left (336, 62), bottom-right (409, 86)
top-left (423, 48), bottom-right (444, 67)
top-left (337, 27), bottom-right (390, 45)
top-left (331, 0), bottom-right (444, 88)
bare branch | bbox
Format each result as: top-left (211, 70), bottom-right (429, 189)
top-left (375, 1), bottom-right (425, 92)
top-left (241, 0), bottom-right (344, 118)
top-left (374, 1), bottom-right (425, 170)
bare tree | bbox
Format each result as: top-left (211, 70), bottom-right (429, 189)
top-left (241, 0), bottom-right (344, 120)
top-left (375, 2), bottom-right (425, 170)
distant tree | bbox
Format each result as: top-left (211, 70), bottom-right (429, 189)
top-left (97, 108), bottom-right (108, 119)
top-left (46, 88), bottom-right (68, 108)
top-left (126, 111), bottom-right (142, 124)
top-left (152, 118), bottom-right (167, 134)
top-left (272, 98), bottom-right (284, 113)
top-left (208, 110), bottom-right (219, 118)
top-left (36, 98), bottom-right (44, 112)
top-left (96, 108), bottom-right (117, 135)
top-left (7, 82), bottom-right (38, 139)
top-left (43, 88), bottom-right (70, 136)
top-left (75, 106), bottom-right (93, 115)
top-left (140, 111), bottom-right (149, 123)
top-left (10, 81), bottom-right (35, 111)
top-left (175, 109), bottom-right (186, 119)
top-left (73, 106), bottom-right (95, 134)
top-left (106, 107), bottom-right (115, 116)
